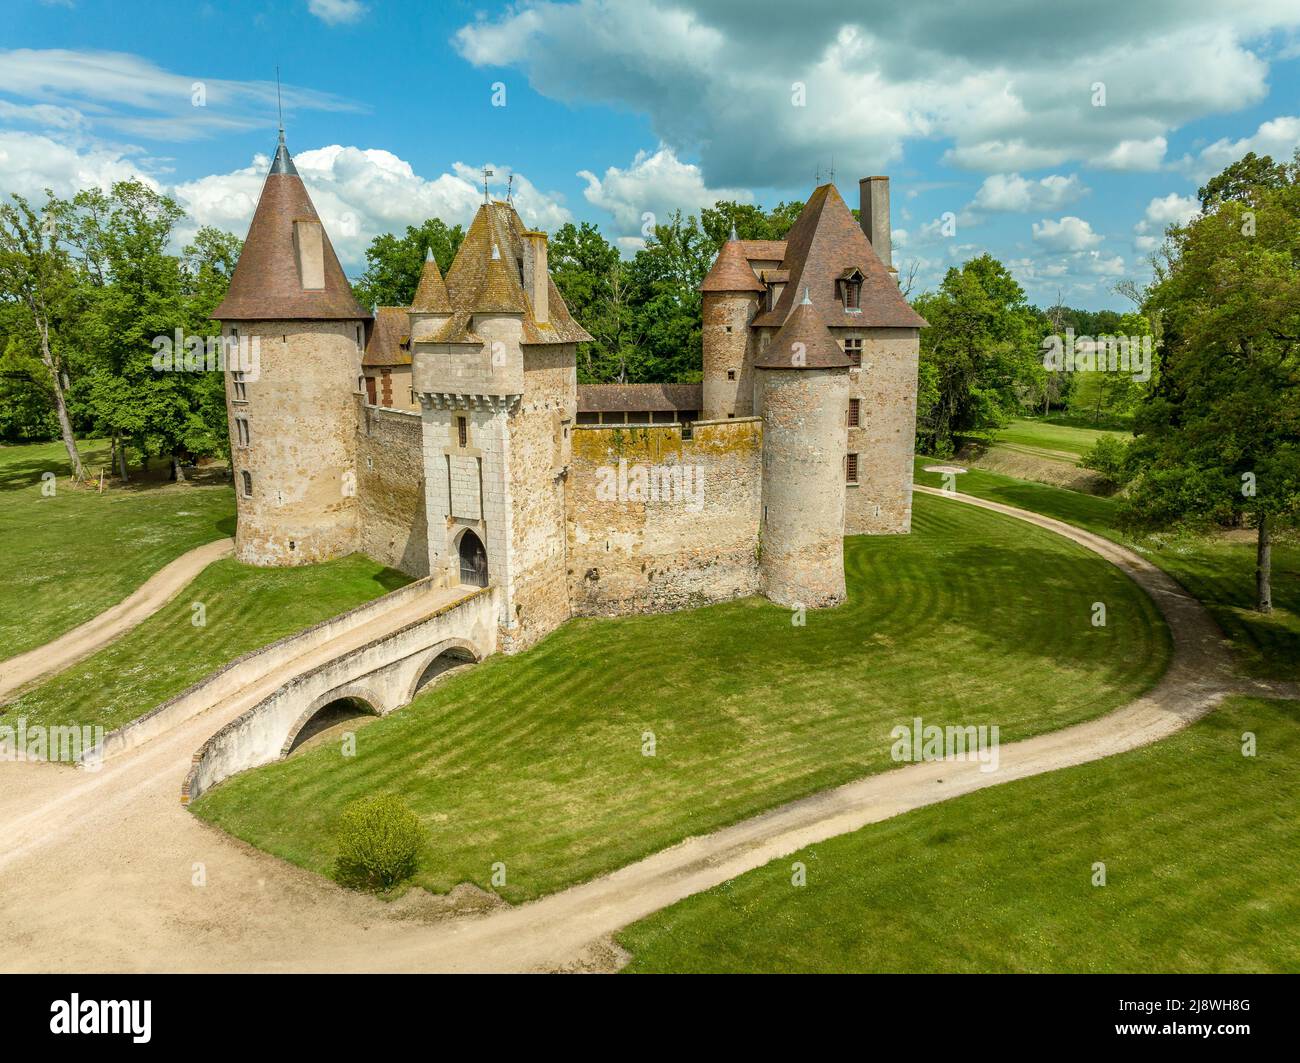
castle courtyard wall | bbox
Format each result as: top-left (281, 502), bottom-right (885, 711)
top-left (565, 418), bottom-right (762, 616)
top-left (356, 402), bottom-right (429, 577)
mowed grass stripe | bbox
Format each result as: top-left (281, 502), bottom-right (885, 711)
top-left (2, 555), bottom-right (410, 733)
top-left (619, 697), bottom-right (1299, 973)
top-left (194, 492), bottom-right (1169, 902)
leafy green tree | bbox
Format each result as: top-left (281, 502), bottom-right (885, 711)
top-left (0, 193), bottom-right (87, 478)
top-left (699, 199), bottom-right (803, 245)
top-left (352, 219), bottom-right (464, 309)
top-left (1127, 151), bottom-right (1300, 612)
top-left (912, 254), bottom-right (1041, 455)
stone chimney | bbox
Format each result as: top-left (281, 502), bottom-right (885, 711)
top-left (522, 230), bottom-right (549, 324)
top-left (292, 218), bottom-right (325, 291)
top-left (859, 176), bottom-right (894, 277)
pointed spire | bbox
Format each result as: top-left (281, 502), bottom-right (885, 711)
top-left (700, 236), bottom-right (764, 293)
top-left (754, 288), bottom-right (852, 370)
top-left (729, 220), bottom-right (738, 241)
top-left (269, 128), bottom-right (297, 176)
top-left (411, 248), bottom-right (450, 312)
top-left (800, 286), bottom-right (812, 305)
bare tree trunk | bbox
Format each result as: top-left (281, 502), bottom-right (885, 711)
top-left (172, 453), bottom-right (186, 483)
top-left (116, 436), bottom-right (128, 482)
top-left (1256, 513), bottom-right (1272, 614)
top-left (37, 318), bottom-right (83, 481)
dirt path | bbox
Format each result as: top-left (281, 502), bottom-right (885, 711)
top-left (0, 538), bottom-right (234, 702)
top-left (0, 489), bottom-right (1278, 973)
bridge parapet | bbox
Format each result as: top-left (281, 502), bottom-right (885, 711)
top-left (182, 586), bottom-right (497, 804)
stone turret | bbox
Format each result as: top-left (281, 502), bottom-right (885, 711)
top-left (212, 131), bottom-right (370, 566)
top-left (700, 226), bottom-right (763, 419)
top-left (754, 289), bottom-right (851, 608)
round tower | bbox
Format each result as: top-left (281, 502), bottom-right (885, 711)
top-left (212, 132), bottom-right (371, 567)
top-left (755, 289), bottom-right (851, 608)
top-left (700, 227), bottom-right (763, 419)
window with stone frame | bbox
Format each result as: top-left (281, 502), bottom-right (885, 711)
top-left (846, 453), bottom-right (859, 485)
top-left (848, 398), bottom-right (860, 427)
top-left (843, 337), bottom-right (863, 366)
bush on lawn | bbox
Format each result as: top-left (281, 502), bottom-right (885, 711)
top-left (334, 794), bottom-right (423, 891)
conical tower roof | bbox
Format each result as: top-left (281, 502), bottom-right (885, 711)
top-left (212, 133), bottom-right (369, 321)
top-left (411, 247), bottom-right (450, 312)
top-left (700, 231), bottom-right (764, 293)
top-left (753, 288), bottom-right (853, 369)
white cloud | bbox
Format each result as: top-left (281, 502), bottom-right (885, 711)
top-left (1032, 216), bottom-right (1104, 251)
top-left (971, 172), bottom-right (1086, 213)
top-left (0, 130), bottom-right (571, 269)
top-left (1131, 192), bottom-right (1200, 253)
top-left (0, 48), bottom-right (359, 142)
top-left (1187, 114), bottom-right (1300, 179)
top-left (453, 1), bottom-right (1298, 185)
top-left (1096, 136), bottom-right (1167, 171)
top-left (307, 0), bottom-right (368, 26)
top-left (577, 146), bottom-right (752, 235)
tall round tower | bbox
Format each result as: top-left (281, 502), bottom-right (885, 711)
top-left (212, 132), bottom-right (371, 567)
top-left (755, 289), bottom-right (851, 608)
top-left (700, 227), bottom-right (763, 419)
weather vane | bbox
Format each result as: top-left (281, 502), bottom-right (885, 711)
top-left (276, 66), bottom-right (283, 136)
top-left (482, 165), bottom-right (494, 203)
top-left (506, 174), bottom-right (514, 205)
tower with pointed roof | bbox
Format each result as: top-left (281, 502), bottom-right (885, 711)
top-left (754, 288), bottom-right (852, 607)
top-left (213, 131), bottom-right (371, 566)
top-left (408, 198), bottom-right (592, 651)
top-left (699, 177), bottom-right (927, 538)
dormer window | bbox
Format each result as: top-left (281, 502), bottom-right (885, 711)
top-left (838, 268), bottom-right (864, 311)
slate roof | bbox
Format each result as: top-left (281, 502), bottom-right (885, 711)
top-left (577, 382), bottom-right (703, 413)
top-left (213, 134), bottom-right (369, 322)
top-left (411, 250), bottom-right (450, 312)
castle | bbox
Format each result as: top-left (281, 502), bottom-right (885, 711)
top-left (213, 134), bottom-right (925, 653)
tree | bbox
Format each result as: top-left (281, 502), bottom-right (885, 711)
top-left (0, 193), bottom-right (87, 479)
top-left (912, 254), bottom-right (1041, 456)
top-left (1127, 151), bottom-right (1300, 612)
top-left (352, 219), bottom-right (464, 309)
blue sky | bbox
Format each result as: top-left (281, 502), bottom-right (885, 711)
top-left (3, 0), bottom-right (1300, 309)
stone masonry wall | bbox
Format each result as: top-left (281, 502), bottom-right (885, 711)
top-left (846, 327), bottom-right (920, 535)
top-left (701, 292), bottom-right (758, 419)
top-left (566, 418), bottom-right (762, 616)
top-left (503, 343), bottom-right (575, 651)
top-left (357, 402), bottom-right (429, 577)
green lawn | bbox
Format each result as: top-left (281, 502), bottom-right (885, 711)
top-left (618, 696), bottom-right (1299, 973)
top-left (2, 555), bottom-right (409, 733)
top-left (914, 459), bottom-right (1300, 679)
top-left (990, 417), bottom-right (1131, 463)
top-left (193, 492), bottom-right (1169, 903)
top-left (0, 438), bottom-right (235, 660)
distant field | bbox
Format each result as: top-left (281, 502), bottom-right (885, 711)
top-left (2, 555), bottom-right (409, 734)
top-left (0, 439), bottom-right (235, 660)
top-left (193, 492), bottom-right (1169, 903)
top-left (914, 459), bottom-right (1300, 679)
top-left (991, 417), bottom-right (1131, 463)
top-left (619, 696), bottom-right (1299, 973)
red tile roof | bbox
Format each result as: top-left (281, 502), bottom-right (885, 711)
top-left (753, 292), bottom-right (853, 369)
top-left (212, 137), bottom-right (369, 322)
top-left (577, 382), bottom-right (702, 413)
top-left (750, 184), bottom-right (926, 330)
top-left (362, 306), bottom-right (411, 367)
top-left (699, 237), bottom-right (764, 292)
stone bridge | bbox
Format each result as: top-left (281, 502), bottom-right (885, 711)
top-left (182, 585), bottom-right (498, 803)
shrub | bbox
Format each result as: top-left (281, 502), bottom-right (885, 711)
top-left (334, 794), bottom-right (423, 891)
top-left (1080, 435), bottom-right (1133, 487)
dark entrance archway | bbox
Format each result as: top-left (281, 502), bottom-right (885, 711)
top-left (284, 696), bottom-right (378, 756)
top-left (458, 530), bottom-right (488, 587)
top-left (412, 645), bottom-right (478, 698)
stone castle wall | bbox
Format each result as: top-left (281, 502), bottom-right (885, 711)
top-left (566, 418), bottom-right (762, 616)
top-left (846, 327), bottom-right (920, 534)
top-left (224, 319), bottom-right (362, 566)
top-left (356, 402), bottom-right (429, 577)
top-left (503, 344), bottom-right (576, 651)
top-left (701, 292), bottom-right (758, 419)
